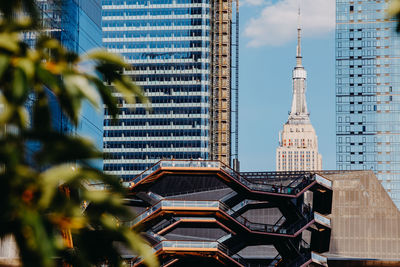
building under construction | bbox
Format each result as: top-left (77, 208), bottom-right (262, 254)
top-left (123, 160), bottom-right (332, 266)
top-left (102, 0), bottom-right (240, 180)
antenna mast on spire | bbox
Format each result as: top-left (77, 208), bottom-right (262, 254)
top-left (296, 0), bottom-right (302, 66)
top-left (297, 1), bottom-right (301, 29)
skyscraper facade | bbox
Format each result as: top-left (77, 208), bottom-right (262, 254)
top-left (276, 26), bottom-right (322, 171)
top-left (336, 0), bottom-right (400, 208)
top-left (102, 0), bottom-right (235, 180)
top-left (24, 0), bottom-right (104, 167)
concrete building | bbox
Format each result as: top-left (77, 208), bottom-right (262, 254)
top-left (276, 24), bottom-right (322, 171)
top-left (102, 0), bottom-right (239, 180)
top-left (336, 0), bottom-right (400, 209)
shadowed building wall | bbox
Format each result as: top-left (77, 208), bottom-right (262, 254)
top-left (322, 171), bottom-right (400, 263)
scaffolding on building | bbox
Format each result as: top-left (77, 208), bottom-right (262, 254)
top-left (211, 0), bottom-right (238, 168)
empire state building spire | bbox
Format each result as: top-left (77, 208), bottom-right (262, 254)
top-left (276, 8), bottom-right (322, 171)
top-left (288, 9), bottom-right (310, 124)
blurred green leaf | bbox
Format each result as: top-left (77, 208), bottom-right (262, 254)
top-left (36, 65), bottom-right (61, 94)
top-left (11, 67), bottom-right (28, 104)
top-left (39, 164), bottom-right (79, 208)
top-left (388, 0), bottom-right (400, 17)
top-left (16, 106), bottom-right (29, 127)
top-left (36, 36), bottom-right (61, 51)
top-left (17, 58), bottom-right (35, 81)
top-left (88, 76), bottom-right (119, 117)
top-left (114, 76), bottom-right (151, 109)
top-left (388, 0), bottom-right (400, 32)
top-left (32, 91), bottom-right (51, 130)
top-left (0, 54), bottom-right (10, 80)
top-left (85, 49), bottom-right (128, 68)
top-left (64, 74), bottom-right (101, 110)
top-left (123, 229), bottom-right (158, 267)
top-left (0, 32), bottom-right (19, 52)
top-left (0, 94), bottom-right (13, 124)
top-left (113, 79), bottom-right (137, 105)
top-left (16, 210), bottom-right (56, 267)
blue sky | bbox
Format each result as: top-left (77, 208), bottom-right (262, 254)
top-left (238, 0), bottom-right (336, 171)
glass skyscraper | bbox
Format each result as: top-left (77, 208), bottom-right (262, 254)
top-left (25, 0), bottom-right (104, 167)
top-left (336, 0), bottom-right (400, 208)
top-left (102, 0), bottom-right (235, 180)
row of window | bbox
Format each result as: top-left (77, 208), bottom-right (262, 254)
top-left (104, 140), bottom-right (205, 148)
top-left (105, 107), bottom-right (208, 115)
top-left (144, 85), bottom-right (207, 92)
top-left (337, 95), bottom-right (377, 103)
top-left (281, 139), bottom-right (314, 147)
top-left (108, 44), bottom-right (208, 50)
top-left (337, 155), bottom-right (400, 162)
top-left (107, 40), bottom-right (209, 49)
top-left (336, 86), bottom-right (378, 94)
top-left (336, 49), bottom-right (377, 57)
top-left (336, 67), bottom-right (376, 74)
top-left (121, 51), bottom-right (208, 60)
top-left (337, 77), bottom-right (377, 85)
top-left (337, 31), bottom-right (381, 39)
top-left (338, 135), bottom-right (400, 143)
top-left (104, 163), bottom-right (151, 172)
top-left (337, 58), bottom-right (376, 65)
top-left (121, 96), bottom-right (208, 104)
top-left (132, 62), bottom-right (209, 71)
top-left (103, 19), bottom-right (209, 28)
top-left (279, 151), bottom-right (315, 155)
top-left (337, 94), bottom-right (396, 103)
top-left (338, 122), bottom-right (400, 132)
top-left (104, 151), bottom-right (204, 163)
top-left (104, 129), bottom-right (207, 137)
top-left (103, 0), bottom-right (210, 6)
top-left (105, 150), bottom-right (206, 159)
top-left (142, 84), bottom-right (208, 92)
top-left (337, 104), bottom-right (378, 112)
top-left (103, 7), bottom-right (209, 17)
top-left (105, 30), bottom-right (209, 39)
top-left (104, 118), bottom-right (208, 126)
top-left (133, 72), bottom-right (205, 78)
top-left (134, 74), bottom-right (208, 82)
top-left (114, 94), bottom-right (209, 105)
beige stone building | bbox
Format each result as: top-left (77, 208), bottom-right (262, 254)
top-left (276, 26), bottom-right (322, 171)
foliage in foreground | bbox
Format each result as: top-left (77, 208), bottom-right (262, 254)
top-left (0, 1), bottom-right (156, 267)
top-left (388, 0), bottom-right (400, 31)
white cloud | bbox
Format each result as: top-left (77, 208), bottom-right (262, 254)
top-left (244, 0), bottom-right (335, 47)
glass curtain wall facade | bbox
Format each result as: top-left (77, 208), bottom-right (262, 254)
top-left (336, 0), bottom-right (400, 208)
top-left (24, 0), bottom-right (103, 167)
top-left (102, 0), bottom-right (213, 180)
